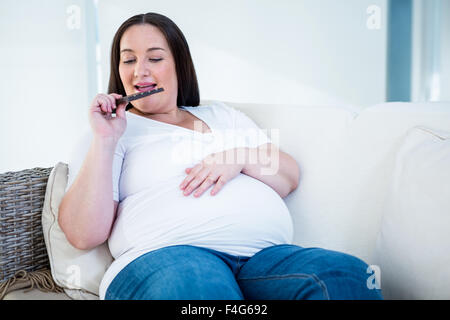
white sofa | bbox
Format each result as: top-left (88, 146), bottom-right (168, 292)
top-left (4, 100), bottom-right (450, 300)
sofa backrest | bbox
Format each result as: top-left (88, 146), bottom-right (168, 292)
top-left (206, 100), bottom-right (450, 265)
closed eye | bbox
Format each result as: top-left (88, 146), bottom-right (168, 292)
top-left (123, 58), bottom-right (163, 64)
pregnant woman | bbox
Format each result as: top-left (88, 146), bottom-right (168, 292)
top-left (58, 12), bottom-right (382, 300)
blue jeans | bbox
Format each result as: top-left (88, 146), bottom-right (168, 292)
top-left (105, 244), bottom-right (383, 300)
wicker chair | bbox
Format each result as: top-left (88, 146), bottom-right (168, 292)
top-left (0, 167), bottom-right (64, 299)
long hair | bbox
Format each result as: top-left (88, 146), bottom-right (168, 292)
top-left (107, 12), bottom-right (200, 109)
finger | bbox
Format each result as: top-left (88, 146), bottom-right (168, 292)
top-left (105, 95), bottom-right (115, 113)
top-left (183, 167), bottom-right (211, 196)
top-left (108, 93), bottom-right (122, 107)
top-left (114, 93), bottom-right (128, 114)
top-left (109, 94), bottom-right (127, 118)
top-left (100, 95), bottom-right (113, 111)
top-left (105, 95), bottom-right (115, 112)
top-left (103, 98), bottom-right (111, 114)
top-left (96, 96), bottom-right (109, 113)
top-left (180, 164), bottom-right (201, 190)
top-left (210, 175), bottom-right (227, 196)
top-left (194, 173), bottom-right (218, 197)
top-left (91, 96), bottom-right (103, 111)
top-left (109, 93), bottom-right (122, 101)
top-left (109, 93), bottom-right (124, 110)
top-left (115, 101), bottom-right (127, 119)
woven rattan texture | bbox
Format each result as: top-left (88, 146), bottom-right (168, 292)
top-left (0, 167), bottom-right (53, 282)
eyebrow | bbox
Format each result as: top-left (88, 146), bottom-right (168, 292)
top-left (120, 47), bottom-right (165, 53)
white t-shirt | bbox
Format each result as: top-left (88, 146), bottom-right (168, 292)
top-left (66, 101), bottom-right (293, 300)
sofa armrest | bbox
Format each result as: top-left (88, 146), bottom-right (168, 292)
top-left (0, 167), bottom-right (63, 298)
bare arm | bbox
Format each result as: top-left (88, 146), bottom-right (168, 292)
top-left (242, 143), bottom-right (300, 198)
top-left (59, 92), bottom-right (127, 250)
top-left (58, 136), bottom-right (119, 250)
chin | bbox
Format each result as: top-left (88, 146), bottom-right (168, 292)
top-left (136, 100), bottom-right (161, 111)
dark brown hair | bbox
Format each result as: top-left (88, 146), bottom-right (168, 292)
top-left (108, 12), bottom-right (200, 110)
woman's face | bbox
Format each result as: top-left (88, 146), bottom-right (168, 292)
top-left (119, 24), bottom-right (178, 113)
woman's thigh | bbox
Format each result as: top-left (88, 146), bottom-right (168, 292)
top-left (105, 245), bottom-right (244, 300)
top-left (236, 244), bottom-right (383, 300)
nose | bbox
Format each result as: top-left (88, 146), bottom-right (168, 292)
top-left (134, 59), bottom-right (151, 78)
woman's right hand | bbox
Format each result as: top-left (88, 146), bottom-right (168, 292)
top-left (89, 93), bottom-right (128, 142)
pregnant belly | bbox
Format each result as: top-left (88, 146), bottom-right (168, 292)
top-left (109, 174), bottom-right (294, 257)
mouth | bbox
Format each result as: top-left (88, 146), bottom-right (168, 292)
top-left (134, 83), bottom-right (157, 92)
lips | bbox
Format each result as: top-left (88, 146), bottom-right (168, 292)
top-left (134, 82), bottom-right (157, 92)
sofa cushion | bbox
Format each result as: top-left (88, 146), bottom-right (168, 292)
top-left (374, 126), bottom-right (450, 299)
top-left (41, 162), bottom-right (112, 299)
top-left (293, 102), bottom-right (450, 264)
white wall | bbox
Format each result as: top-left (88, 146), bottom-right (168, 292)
top-left (98, 0), bottom-right (387, 107)
top-left (411, 0), bottom-right (450, 102)
top-left (438, 0), bottom-right (450, 101)
top-left (0, 0), bottom-right (387, 173)
top-left (0, 0), bottom-right (96, 173)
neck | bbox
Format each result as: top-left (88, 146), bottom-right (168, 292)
top-left (129, 106), bottom-right (186, 124)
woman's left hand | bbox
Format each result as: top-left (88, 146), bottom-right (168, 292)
top-left (179, 148), bottom-right (247, 197)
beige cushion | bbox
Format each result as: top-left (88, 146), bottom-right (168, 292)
top-left (41, 162), bottom-right (113, 299)
top-left (374, 126), bottom-right (450, 299)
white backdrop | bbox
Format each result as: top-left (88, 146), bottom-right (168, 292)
top-left (97, 0), bottom-right (387, 107)
top-left (0, 0), bottom-right (387, 172)
top-left (411, 0), bottom-right (450, 102)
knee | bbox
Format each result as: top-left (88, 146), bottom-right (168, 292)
top-left (310, 249), bottom-right (383, 300)
top-left (324, 250), bottom-right (369, 276)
